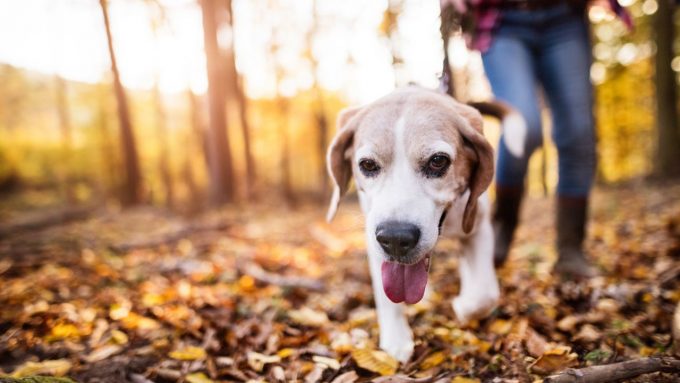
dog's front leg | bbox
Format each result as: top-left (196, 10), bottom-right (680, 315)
top-left (452, 214), bottom-right (500, 323)
top-left (367, 251), bottom-right (414, 362)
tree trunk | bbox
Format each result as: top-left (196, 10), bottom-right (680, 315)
top-left (226, 0), bottom-right (256, 200)
top-left (655, 0), bottom-right (680, 177)
top-left (99, 0), bottom-right (143, 206)
top-left (96, 84), bottom-right (118, 200)
top-left (54, 75), bottom-right (76, 204)
top-left (310, 0), bottom-right (329, 200)
top-left (153, 84), bottom-right (174, 208)
top-left (278, 96), bottom-right (295, 206)
top-left (200, 0), bottom-right (235, 205)
top-left (186, 89), bottom-right (208, 212)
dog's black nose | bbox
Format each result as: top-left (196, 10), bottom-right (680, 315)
top-left (375, 221), bottom-right (420, 257)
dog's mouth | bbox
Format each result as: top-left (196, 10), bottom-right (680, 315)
top-left (381, 253), bottom-right (431, 305)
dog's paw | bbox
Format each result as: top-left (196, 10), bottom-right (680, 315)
top-left (452, 289), bottom-right (499, 324)
top-left (379, 331), bottom-right (414, 363)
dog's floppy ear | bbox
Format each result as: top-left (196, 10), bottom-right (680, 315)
top-left (326, 106), bottom-right (362, 222)
top-left (452, 101), bottom-right (495, 233)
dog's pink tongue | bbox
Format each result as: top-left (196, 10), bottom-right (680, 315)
top-left (381, 257), bottom-right (428, 304)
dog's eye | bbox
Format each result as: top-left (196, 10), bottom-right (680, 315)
top-left (359, 159), bottom-right (380, 177)
top-left (423, 154), bottom-right (450, 178)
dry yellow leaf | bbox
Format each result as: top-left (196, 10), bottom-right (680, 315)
top-left (489, 319), bottom-right (513, 335)
top-left (48, 323), bottom-right (80, 341)
top-left (186, 372), bottom-right (215, 383)
top-left (351, 348), bottom-right (398, 376)
top-left (169, 345), bottom-right (207, 361)
top-left (238, 275), bottom-right (256, 292)
top-left (277, 347), bottom-right (296, 358)
top-left (11, 359), bottom-right (72, 377)
top-left (142, 292), bottom-right (165, 306)
top-left (451, 377), bottom-right (480, 383)
top-left (109, 303), bottom-right (130, 320)
top-left (120, 312), bottom-right (160, 330)
top-left (111, 329), bottom-right (129, 344)
top-left (420, 351), bottom-right (446, 369)
top-left (529, 346), bottom-right (579, 375)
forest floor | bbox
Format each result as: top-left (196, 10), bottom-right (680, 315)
top-left (0, 181), bottom-right (679, 383)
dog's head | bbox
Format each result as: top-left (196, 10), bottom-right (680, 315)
top-left (326, 87), bottom-right (494, 304)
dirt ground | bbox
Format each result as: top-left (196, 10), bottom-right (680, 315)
top-left (1, 181), bottom-right (679, 382)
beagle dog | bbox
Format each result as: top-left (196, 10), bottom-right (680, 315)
top-left (326, 87), bottom-right (518, 361)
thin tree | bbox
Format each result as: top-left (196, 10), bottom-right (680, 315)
top-left (54, 75), bottom-right (76, 204)
top-left (99, 0), bottom-right (143, 205)
top-left (654, 0), bottom-right (680, 177)
top-left (309, 0), bottom-right (329, 199)
top-left (225, 0), bottom-right (256, 199)
top-left (153, 83), bottom-right (174, 207)
top-left (200, 0), bottom-right (236, 205)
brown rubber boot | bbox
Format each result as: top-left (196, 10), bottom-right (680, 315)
top-left (493, 186), bottom-right (524, 267)
top-left (554, 196), bottom-right (596, 280)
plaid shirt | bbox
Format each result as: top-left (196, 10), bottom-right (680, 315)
top-left (466, 0), bottom-right (633, 52)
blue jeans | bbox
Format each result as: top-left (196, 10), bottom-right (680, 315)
top-left (482, 3), bottom-right (595, 197)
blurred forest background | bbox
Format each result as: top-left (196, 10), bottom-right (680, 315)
top-left (0, 0), bottom-right (679, 218)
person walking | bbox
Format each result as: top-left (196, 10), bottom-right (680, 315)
top-left (441, 0), bottom-right (631, 279)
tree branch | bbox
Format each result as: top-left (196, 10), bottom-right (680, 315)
top-left (543, 357), bottom-right (680, 383)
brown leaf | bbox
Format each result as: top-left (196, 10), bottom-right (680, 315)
top-left (84, 344), bottom-right (123, 363)
top-left (372, 375), bottom-right (438, 383)
top-left (574, 324), bottom-right (601, 343)
top-left (331, 371), bottom-right (359, 383)
top-left (304, 363), bottom-right (327, 383)
top-left (524, 327), bottom-right (548, 358)
top-left (288, 307), bottom-right (329, 327)
top-left (556, 315), bottom-right (581, 332)
top-left (529, 346), bottom-right (579, 375)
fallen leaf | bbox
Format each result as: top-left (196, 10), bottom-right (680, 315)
top-left (351, 348), bottom-right (398, 376)
top-left (489, 319), bottom-right (512, 335)
top-left (556, 315), bottom-right (580, 332)
top-left (574, 324), bottom-right (601, 343)
top-left (168, 346), bottom-right (207, 361)
top-left (451, 377), bottom-right (480, 383)
top-left (420, 351), bottom-right (446, 369)
top-left (47, 323), bottom-right (80, 341)
top-left (186, 372), bottom-right (215, 383)
top-left (84, 344), bottom-right (123, 363)
top-left (11, 359), bottom-right (72, 377)
top-left (111, 329), bottom-right (129, 345)
top-left (373, 375), bottom-right (437, 382)
top-left (304, 363), bottom-right (327, 383)
top-left (524, 327), bottom-right (548, 358)
top-left (288, 307), bottom-right (329, 327)
top-left (270, 365), bottom-right (286, 382)
top-left (312, 355), bottom-right (340, 370)
top-left (330, 371), bottom-right (359, 383)
top-left (247, 351), bottom-right (281, 372)
top-left (529, 346), bottom-right (579, 375)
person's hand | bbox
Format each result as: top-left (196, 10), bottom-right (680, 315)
top-left (440, 0), bottom-right (467, 13)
